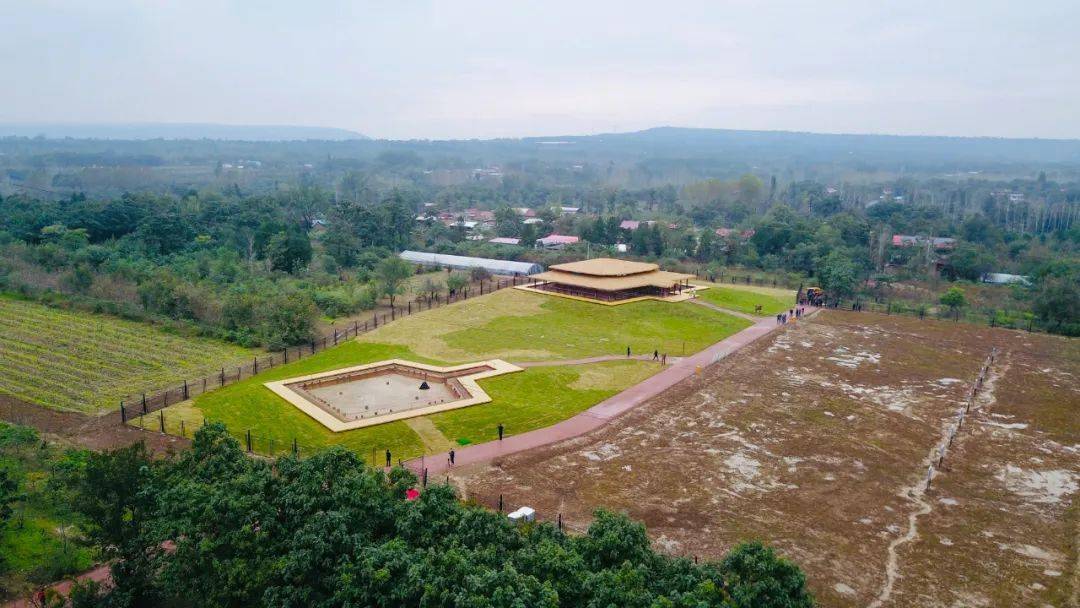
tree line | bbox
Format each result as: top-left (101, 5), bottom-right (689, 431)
top-left (42, 423), bottom-right (814, 608)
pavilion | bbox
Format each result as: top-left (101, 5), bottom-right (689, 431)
top-left (525, 258), bottom-right (697, 303)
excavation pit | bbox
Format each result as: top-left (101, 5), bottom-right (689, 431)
top-left (265, 359), bottom-right (522, 432)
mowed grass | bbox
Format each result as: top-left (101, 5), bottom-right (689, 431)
top-left (189, 342), bottom-right (435, 460)
top-left (360, 288), bottom-right (750, 361)
top-left (171, 340), bottom-right (661, 460)
top-left (146, 289), bottom-right (747, 460)
top-left (0, 296), bottom-right (254, 413)
top-left (693, 282), bottom-right (795, 316)
top-left (430, 359), bottom-right (661, 446)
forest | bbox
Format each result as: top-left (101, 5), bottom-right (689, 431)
top-left (0, 422), bottom-right (813, 607)
top-left (1, 151), bottom-right (1077, 344)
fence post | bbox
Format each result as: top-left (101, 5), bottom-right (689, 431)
top-left (159, 410), bottom-right (165, 433)
top-left (284, 349), bottom-right (289, 363)
top-left (334, 329), bottom-right (338, 345)
top-left (254, 356), bottom-right (259, 373)
top-left (203, 378), bottom-right (207, 392)
top-left (354, 320), bottom-right (359, 334)
top-left (292, 438), bottom-right (298, 457)
top-left (221, 368), bottom-right (225, 386)
top-left (323, 337), bottom-right (327, 349)
top-left (180, 420), bottom-right (185, 437)
top-left (120, 402), bottom-right (127, 423)
top-left (246, 430), bottom-right (252, 453)
top-left (374, 314), bottom-right (378, 328)
top-left (498, 494), bottom-right (503, 512)
top-left (558, 513), bottom-right (562, 531)
top-left (408, 301), bottom-right (411, 314)
top-left (142, 395), bottom-right (148, 415)
top-left (183, 380), bottom-right (189, 400)
top-left (237, 366), bottom-right (242, 381)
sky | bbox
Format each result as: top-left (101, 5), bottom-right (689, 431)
top-left (3, 0), bottom-right (1079, 140)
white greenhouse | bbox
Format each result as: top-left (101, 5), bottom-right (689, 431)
top-left (399, 251), bottom-right (543, 276)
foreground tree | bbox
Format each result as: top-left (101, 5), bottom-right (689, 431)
top-left (69, 425), bottom-right (815, 608)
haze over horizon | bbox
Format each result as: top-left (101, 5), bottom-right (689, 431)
top-left (4, 1), bottom-right (1078, 141)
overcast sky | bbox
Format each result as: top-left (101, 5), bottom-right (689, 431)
top-left (3, 0), bottom-right (1078, 140)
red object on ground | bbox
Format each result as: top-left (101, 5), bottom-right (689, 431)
top-left (405, 488), bottom-right (420, 501)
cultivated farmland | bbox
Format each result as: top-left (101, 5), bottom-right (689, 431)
top-left (0, 297), bottom-right (254, 413)
top-left (453, 311), bottom-right (1080, 607)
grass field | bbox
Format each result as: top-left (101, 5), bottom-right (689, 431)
top-left (692, 282), bottom-right (795, 316)
top-left (139, 289), bottom-right (746, 460)
top-left (146, 341), bottom-right (662, 460)
top-left (359, 288), bottom-right (750, 361)
top-left (0, 296), bottom-right (254, 413)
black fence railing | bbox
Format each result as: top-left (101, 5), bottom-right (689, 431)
top-left (826, 298), bottom-right (1047, 333)
top-left (119, 275), bottom-right (530, 424)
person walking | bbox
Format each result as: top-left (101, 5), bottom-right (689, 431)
top-left (653, 349), bottom-right (659, 361)
top-left (385, 449), bottom-right (391, 468)
top-left (627, 346), bottom-right (631, 357)
top-left (497, 424), bottom-right (504, 441)
top-left (449, 448), bottom-right (455, 466)
top-left (661, 353), bottom-right (667, 365)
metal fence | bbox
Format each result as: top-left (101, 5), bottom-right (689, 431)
top-left (119, 274), bottom-right (530, 424)
top-left (925, 347), bottom-right (997, 491)
top-left (827, 298), bottom-right (1045, 333)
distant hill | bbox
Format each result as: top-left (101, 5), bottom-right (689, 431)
top-left (0, 122), bottom-right (367, 141)
top-left (521, 126), bottom-right (1080, 165)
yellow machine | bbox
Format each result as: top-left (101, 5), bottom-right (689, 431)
top-left (804, 287), bottom-right (826, 305)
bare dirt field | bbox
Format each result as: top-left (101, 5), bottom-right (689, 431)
top-left (453, 311), bottom-right (1079, 607)
top-left (0, 394), bottom-right (188, 454)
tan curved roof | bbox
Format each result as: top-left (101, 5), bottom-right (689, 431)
top-left (549, 257), bottom-right (658, 277)
top-left (532, 268), bottom-right (692, 292)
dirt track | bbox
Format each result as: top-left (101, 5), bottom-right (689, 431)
top-left (0, 395), bottom-right (188, 454)
top-left (453, 311), bottom-right (1079, 607)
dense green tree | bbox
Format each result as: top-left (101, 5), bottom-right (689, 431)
top-left (943, 243), bottom-right (994, 281)
top-left (721, 542), bottom-right (814, 608)
top-left (940, 286), bottom-right (967, 319)
top-left (817, 250), bottom-right (859, 302)
top-left (375, 257), bottom-right (414, 308)
top-left (69, 426), bottom-right (814, 608)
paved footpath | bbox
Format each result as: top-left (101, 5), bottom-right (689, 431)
top-left (408, 310), bottom-right (812, 476)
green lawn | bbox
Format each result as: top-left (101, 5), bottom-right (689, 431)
top-left (192, 342), bottom-right (434, 460)
top-left (151, 288), bottom-right (749, 461)
top-left (361, 288), bottom-right (750, 361)
top-left (429, 360), bottom-right (662, 446)
top-left (0, 295), bottom-right (254, 413)
top-left (175, 341), bottom-right (662, 461)
top-left (694, 283), bottom-right (795, 316)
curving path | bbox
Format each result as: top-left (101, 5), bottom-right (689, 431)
top-left (407, 309), bottom-right (814, 476)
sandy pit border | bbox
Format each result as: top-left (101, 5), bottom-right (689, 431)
top-left (264, 358), bottom-right (522, 432)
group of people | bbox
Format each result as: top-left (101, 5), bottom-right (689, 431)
top-left (775, 307), bottom-right (807, 325)
top-left (626, 346), bottom-right (669, 365)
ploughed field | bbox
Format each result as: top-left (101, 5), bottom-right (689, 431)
top-left (0, 296), bottom-right (253, 413)
top-left (453, 311), bottom-right (1079, 608)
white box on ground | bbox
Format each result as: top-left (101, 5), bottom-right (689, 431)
top-left (507, 506), bottom-right (535, 523)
